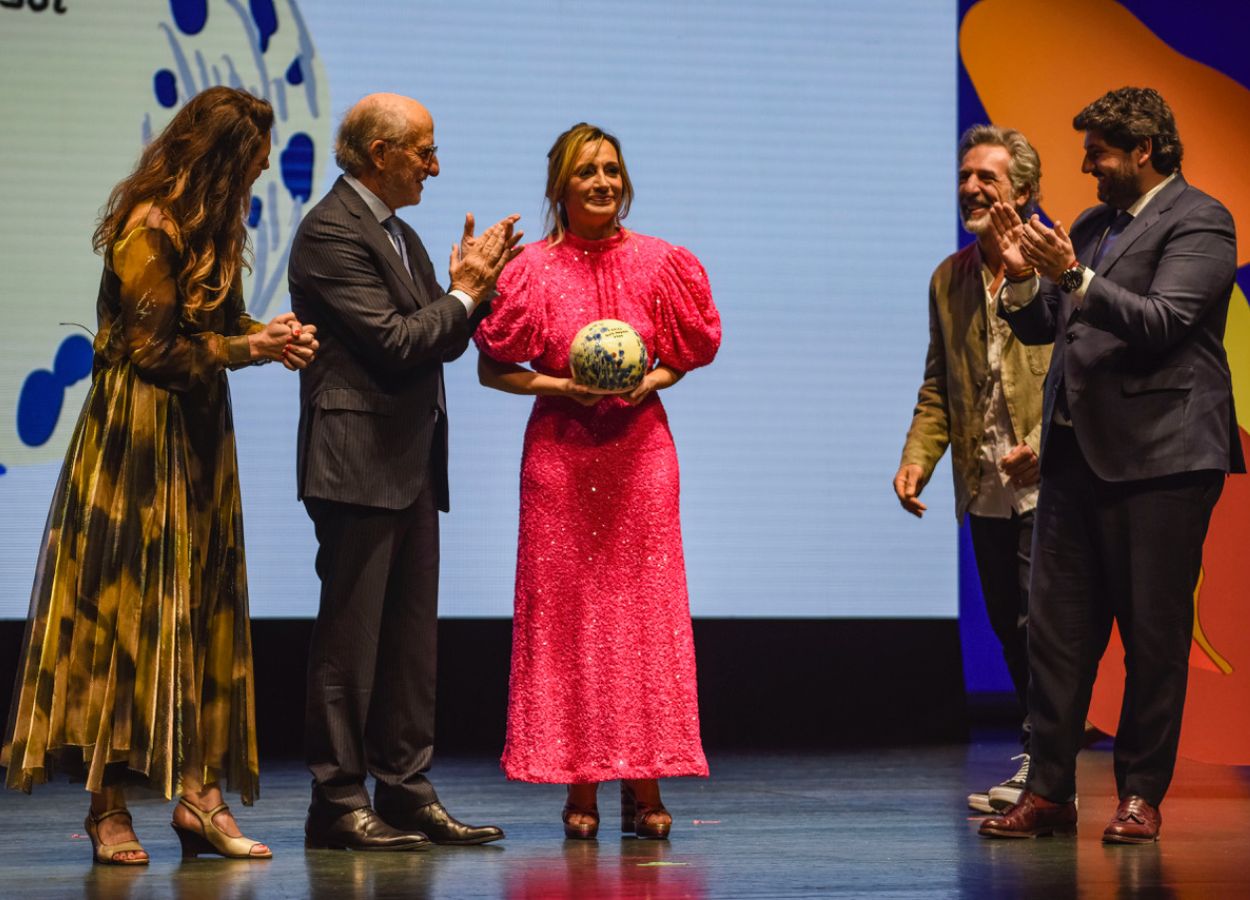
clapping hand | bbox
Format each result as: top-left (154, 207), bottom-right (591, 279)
top-left (449, 213), bottom-right (523, 302)
top-left (987, 202), bottom-right (1031, 277)
top-left (990, 203), bottom-right (1076, 281)
top-left (1018, 215), bottom-right (1076, 281)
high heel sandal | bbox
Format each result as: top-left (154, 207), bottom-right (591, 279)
top-left (562, 802), bottom-right (600, 840)
top-left (85, 808), bottom-right (149, 866)
top-left (620, 782), bottom-right (672, 840)
top-left (171, 797), bottom-right (272, 859)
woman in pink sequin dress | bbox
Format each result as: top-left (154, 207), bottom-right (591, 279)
top-left (475, 124), bottom-right (720, 840)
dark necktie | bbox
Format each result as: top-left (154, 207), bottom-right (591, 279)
top-left (1092, 210), bottom-right (1133, 268)
top-left (382, 216), bottom-right (411, 276)
top-left (1056, 210), bottom-right (1133, 424)
top-left (383, 216), bottom-right (445, 417)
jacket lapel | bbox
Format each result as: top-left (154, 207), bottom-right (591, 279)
top-left (331, 177), bottom-right (425, 309)
top-left (1094, 175), bottom-right (1187, 276)
top-left (394, 222), bottom-right (436, 307)
top-left (953, 244), bottom-right (989, 376)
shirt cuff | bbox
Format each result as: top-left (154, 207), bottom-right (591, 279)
top-left (1070, 267), bottom-right (1095, 301)
top-left (449, 289), bottom-right (475, 316)
top-left (1000, 274), bottom-right (1039, 311)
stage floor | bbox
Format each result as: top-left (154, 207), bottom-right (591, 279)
top-left (1, 734), bottom-right (1247, 898)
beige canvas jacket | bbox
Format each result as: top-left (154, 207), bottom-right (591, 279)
top-left (900, 242), bottom-right (1052, 520)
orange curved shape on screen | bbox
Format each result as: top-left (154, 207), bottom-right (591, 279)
top-left (1189, 570), bottom-right (1232, 675)
top-left (961, 0), bottom-right (1250, 267)
top-left (963, 0), bottom-right (1250, 764)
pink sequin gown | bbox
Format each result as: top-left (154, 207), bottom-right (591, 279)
top-left (475, 228), bottom-right (721, 783)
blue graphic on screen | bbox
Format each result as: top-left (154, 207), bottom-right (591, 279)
top-left (0, 0), bottom-right (959, 620)
top-left (170, 0), bottom-right (208, 35)
top-left (280, 133), bottom-right (315, 202)
top-left (154, 69), bottom-right (179, 107)
top-left (16, 337), bottom-right (93, 448)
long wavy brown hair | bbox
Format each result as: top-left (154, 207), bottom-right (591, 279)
top-left (93, 86), bottom-right (274, 316)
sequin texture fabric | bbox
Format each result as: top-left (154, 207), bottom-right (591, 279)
top-left (475, 229), bottom-right (721, 783)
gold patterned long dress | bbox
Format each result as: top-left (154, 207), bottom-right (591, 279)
top-left (2, 225), bottom-right (264, 803)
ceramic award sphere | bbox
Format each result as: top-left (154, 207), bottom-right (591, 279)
top-left (569, 319), bottom-right (649, 393)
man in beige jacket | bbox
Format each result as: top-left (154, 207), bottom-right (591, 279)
top-left (895, 125), bottom-right (1051, 815)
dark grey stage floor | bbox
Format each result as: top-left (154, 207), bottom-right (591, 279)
top-left (1, 734), bottom-right (1247, 899)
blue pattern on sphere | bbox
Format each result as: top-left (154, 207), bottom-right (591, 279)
top-left (569, 319), bottom-right (649, 392)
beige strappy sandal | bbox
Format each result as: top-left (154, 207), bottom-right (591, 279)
top-left (171, 797), bottom-right (272, 859)
top-left (85, 808), bottom-right (149, 865)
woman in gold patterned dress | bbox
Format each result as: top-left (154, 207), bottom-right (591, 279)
top-left (1, 87), bottom-right (318, 864)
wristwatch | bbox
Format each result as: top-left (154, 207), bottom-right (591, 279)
top-left (1059, 262), bottom-right (1087, 293)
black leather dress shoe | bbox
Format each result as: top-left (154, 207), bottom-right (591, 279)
top-left (305, 806), bottom-right (431, 851)
top-left (383, 801), bottom-right (504, 845)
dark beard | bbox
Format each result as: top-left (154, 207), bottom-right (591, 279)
top-left (1097, 168), bottom-right (1139, 210)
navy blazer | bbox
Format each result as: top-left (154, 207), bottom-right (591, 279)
top-left (1001, 174), bottom-right (1245, 481)
top-left (290, 176), bottom-right (484, 511)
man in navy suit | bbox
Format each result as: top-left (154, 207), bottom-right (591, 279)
top-left (977, 87), bottom-right (1244, 843)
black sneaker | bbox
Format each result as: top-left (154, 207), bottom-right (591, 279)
top-left (987, 754), bottom-right (1030, 811)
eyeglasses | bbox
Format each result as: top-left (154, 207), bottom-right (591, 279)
top-left (406, 143), bottom-right (438, 163)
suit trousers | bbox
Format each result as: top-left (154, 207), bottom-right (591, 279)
top-left (967, 510), bottom-right (1033, 751)
top-left (1025, 425), bottom-right (1223, 806)
top-left (303, 489), bottom-right (441, 819)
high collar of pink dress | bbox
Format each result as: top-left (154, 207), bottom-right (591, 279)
top-left (559, 227), bottom-right (630, 253)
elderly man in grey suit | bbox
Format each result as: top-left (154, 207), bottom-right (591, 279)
top-left (978, 87), bottom-right (1244, 844)
top-left (290, 93), bottom-right (520, 851)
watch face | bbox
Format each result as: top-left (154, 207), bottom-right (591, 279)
top-left (1061, 267), bottom-right (1083, 292)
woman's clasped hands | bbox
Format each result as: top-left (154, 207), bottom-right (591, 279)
top-left (249, 311), bottom-right (319, 369)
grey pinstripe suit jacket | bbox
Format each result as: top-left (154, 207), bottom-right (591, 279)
top-left (290, 176), bottom-right (482, 511)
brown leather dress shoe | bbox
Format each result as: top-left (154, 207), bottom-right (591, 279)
top-left (978, 790), bottom-right (1077, 839)
top-left (1102, 795), bottom-right (1161, 844)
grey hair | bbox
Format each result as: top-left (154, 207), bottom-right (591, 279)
top-left (334, 102), bottom-right (420, 176)
top-left (958, 124), bottom-right (1042, 217)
